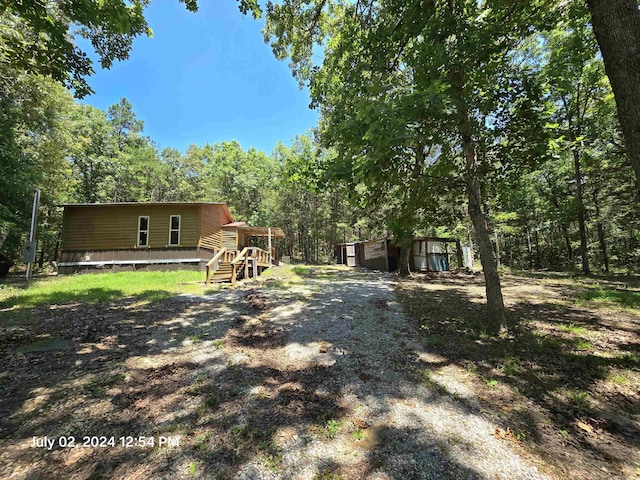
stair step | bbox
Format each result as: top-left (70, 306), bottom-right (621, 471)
top-left (209, 274), bottom-right (232, 282)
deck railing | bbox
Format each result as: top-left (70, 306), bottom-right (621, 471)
top-left (205, 248), bottom-right (236, 284)
top-left (206, 246), bottom-right (272, 285)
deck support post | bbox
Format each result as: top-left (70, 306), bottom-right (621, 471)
top-left (268, 228), bottom-right (272, 267)
top-left (252, 248), bottom-right (258, 278)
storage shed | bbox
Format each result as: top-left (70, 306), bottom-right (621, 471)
top-left (336, 237), bottom-right (462, 273)
top-left (335, 239), bottom-right (399, 272)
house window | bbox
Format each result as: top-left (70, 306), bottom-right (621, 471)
top-left (169, 215), bottom-right (180, 246)
top-left (138, 216), bottom-right (149, 246)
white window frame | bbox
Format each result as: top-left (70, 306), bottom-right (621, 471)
top-left (169, 215), bottom-right (181, 246)
top-left (137, 216), bottom-right (150, 247)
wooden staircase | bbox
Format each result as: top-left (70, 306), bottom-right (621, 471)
top-left (205, 247), bottom-right (272, 285)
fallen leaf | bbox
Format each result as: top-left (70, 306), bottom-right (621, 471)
top-left (577, 421), bottom-right (594, 434)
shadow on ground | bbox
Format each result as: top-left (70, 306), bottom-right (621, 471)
top-left (0, 268), bottom-right (516, 479)
top-left (397, 272), bottom-right (640, 479)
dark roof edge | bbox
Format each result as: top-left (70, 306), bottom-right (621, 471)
top-left (60, 202), bottom-right (228, 207)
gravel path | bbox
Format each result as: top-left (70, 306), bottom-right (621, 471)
top-left (0, 267), bottom-right (551, 479)
top-left (213, 268), bottom-right (550, 480)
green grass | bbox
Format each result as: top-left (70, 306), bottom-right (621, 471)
top-left (559, 323), bottom-right (587, 335)
top-left (325, 419), bottom-right (340, 439)
top-left (0, 270), bottom-right (211, 309)
top-left (578, 287), bottom-right (640, 309)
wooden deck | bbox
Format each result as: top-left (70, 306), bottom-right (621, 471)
top-left (205, 247), bottom-right (273, 285)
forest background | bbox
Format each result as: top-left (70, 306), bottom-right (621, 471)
top-left (1, 0), bottom-right (638, 284)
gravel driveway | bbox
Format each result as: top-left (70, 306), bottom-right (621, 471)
top-left (206, 267), bottom-right (550, 479)
top-left (1, 266), bottom-right (550, 479)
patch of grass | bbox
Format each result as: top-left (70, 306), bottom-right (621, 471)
top-left (189, 331), bottom-right (206, 344)
top-left (213, 339), bottom-right (223, 348)
top-left (351, 428), bottom-right (364, 441)
top-left (498, 357), bottom-right (521, 376)
top-left (579, 287), bottom-right (640, 309)
top-left (568, 390), bottom-right (590, 412)
top-left (559, 323), bottom-right (587, 335)
top-left (260, 450), bottom-right (284, 473)
top-left (607, 370), bottom-right (631, 386)
top-left (196, 433), bottom-right (210, 451)
top-left (574, 339), bottom-right (592, 351)
top-left (616, 352), bottom-right (640, 367)
top-left (201, 394), bottom-right (219, 409)
top-left (314, 467), bottom-right (341, 480)
top-left (0, 270), bottom-right (207, 310)
top-left (325, 419), bottom-right (340, 439)
top-left (485, 378), bottom-right (498, 388)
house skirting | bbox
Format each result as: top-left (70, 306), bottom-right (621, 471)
top-left (58, 247), bottom-right (216, 274)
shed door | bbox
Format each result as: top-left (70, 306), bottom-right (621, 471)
top-left (413, 240), bottom-right (427, 270)
top-left (346, 244), bottom-right (356, 267)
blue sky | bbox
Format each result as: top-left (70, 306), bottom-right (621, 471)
top-left (81, 1), bottom-right (319, 155)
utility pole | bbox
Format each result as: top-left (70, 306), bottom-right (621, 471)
top-left (24, 189), bottom-right (40, 281)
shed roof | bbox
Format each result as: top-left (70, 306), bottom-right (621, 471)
top-left (238, 226), bottom-right (285, 238)
top-left (222, 221), bottom-right (247, 228)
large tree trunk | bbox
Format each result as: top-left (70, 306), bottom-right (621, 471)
top-left (397, 237), bottom-right (412, 277)
top-left (450, 74), bottom-right (506, 332)
top-left (587, 0), bottom-right (640, 199)
top-left (460, 128), bottom-right (506, 332)
top-left (466, 169), bottom-right (506, 333)
top-left (572, 149), bottom-right (590, 274)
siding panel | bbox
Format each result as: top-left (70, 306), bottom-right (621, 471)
top-left (61, 205), bottom-right (200, 251)
top-left (198, 204), bottom-right (229, 250)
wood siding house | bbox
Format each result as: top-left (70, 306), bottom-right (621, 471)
top-left (59, 202), bottom-right (284, 282)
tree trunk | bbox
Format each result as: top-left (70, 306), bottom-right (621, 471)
top-left (562, 225), bottom-right (573, 263)
top-left (302, 192), bottom-right (311, 263)
top-left (592, 187), bottom-right (609, 272)
top-left (572, 149), bottom-right (590, 274)
top-left (587, 0), bottom-right (640, 199)
top-left (534, 228), bottom-right (542, 269)
top-left (526, 227), bottom-right (533, 269)
top-left (467, 172), bottom-right (506, 333)
top-left (397, 237), bottom-right (412, 277)
top-left (459, 133), bottom-right (506, 332)
top-left (547, 190), bottom-right (573, 261)
top-left (38, 240), bottom-right (45, 268)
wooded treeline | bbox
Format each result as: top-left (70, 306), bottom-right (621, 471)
top-left (1, 0), bottom-right (640, 330)
top-left (0, 83), bottom-right (372, 264)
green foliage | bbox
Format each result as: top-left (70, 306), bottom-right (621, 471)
top-left (1, 0), bottom-right (639, 281)
top-left (325, 419), bottom-right (340, 439)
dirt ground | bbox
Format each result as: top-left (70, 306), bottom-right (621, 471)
top-left (0, 266), bottom-right (638, 479)
top-left (397, 270), bottom-right (640, 480)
